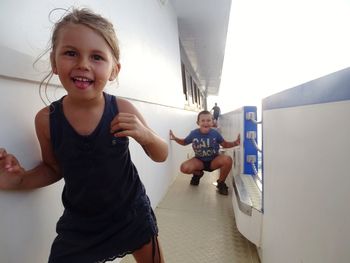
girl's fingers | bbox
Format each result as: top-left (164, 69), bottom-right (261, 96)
top-left (0, 148), bottom-right (7, 159)
top-left (115, 121), bottom-right (134, 130)
top-left (0, 154), bottom-right (19, 173)
top-left (4, 155), bottom-right (17, 169)
top-left (114, 113), bottom-right (135, 124)
top-left (111, 114), bottom-right (138, 132)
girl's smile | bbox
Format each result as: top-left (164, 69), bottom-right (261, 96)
top-left (72, 76), bottom-right (94, 90)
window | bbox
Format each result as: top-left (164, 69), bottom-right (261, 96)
top-left (180, 61), bottom-right (204, 110)
top-left (181, 63), bottom-right (187, 101)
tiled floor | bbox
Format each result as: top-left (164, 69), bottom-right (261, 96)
top-left (121, 171), bottom-right (260, 263)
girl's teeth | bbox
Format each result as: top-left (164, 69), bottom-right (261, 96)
top-left (73, 77), bottom-right (92, 89)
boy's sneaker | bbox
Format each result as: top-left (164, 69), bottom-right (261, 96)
top-left (190, 171), bottom-right (204, 186)
top-left (216, 180), bottom-right (228, 195)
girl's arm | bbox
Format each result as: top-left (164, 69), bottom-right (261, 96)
top-left (0, 149), bottom-right (25, 189)
top-left (111, 98), bottom-right (168, 162)
top-left (169, 130), bottom-right (186, 145)
top-left (220, 134), bottom-right (240, 149)
top-left (0, 108), bottom-right (62, 190)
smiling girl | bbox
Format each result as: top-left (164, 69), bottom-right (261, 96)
top-left (0, 7), bottom-right (167, 263)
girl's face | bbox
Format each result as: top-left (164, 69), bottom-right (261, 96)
top-left (51, 23), bottom-right (119, 100)
top-left (197, 113), bottom-right (213, 133)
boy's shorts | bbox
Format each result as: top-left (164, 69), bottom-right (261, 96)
top-left (196, 157), bottom-right (217, 172)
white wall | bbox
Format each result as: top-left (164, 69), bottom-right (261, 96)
top-left (219, 108), bottom-right (243, 175)
top-left (0, 0), bottom-right (197, 262)
top-left (126, 100), bottom-right (197, 206)
top-left (261, 69), bottom-right (350, 263)
top-left (0, 0), bottom-right (184, 108)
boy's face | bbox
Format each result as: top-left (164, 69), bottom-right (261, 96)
top-left (197, 113), bottom-right (213, 133)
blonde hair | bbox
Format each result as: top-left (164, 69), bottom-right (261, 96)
top-left (38, 7), bottom-right (120, 104)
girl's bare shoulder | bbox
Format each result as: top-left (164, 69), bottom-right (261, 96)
top-left (35, 106), bottom-right (50, 136)
top-left (116, 97), bottom-right (137, 114)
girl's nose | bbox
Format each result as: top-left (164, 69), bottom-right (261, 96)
top-left (77, 56), bottom-right (90, 70)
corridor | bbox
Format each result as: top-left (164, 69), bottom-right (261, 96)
top-left (121, 171), bottom-right (260, 263)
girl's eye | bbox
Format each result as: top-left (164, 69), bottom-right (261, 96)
top-left (64, 50), bottom-right (77, 57)
top-left (92, 54), bottom-right (104, 61)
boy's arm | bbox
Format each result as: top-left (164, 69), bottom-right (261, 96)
top-left (220, 134), bottom-right (240, 148)
top-left (169, 130), bottom-right (186, 145)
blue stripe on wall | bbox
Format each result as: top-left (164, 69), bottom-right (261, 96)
top-left (262, 67), bottom-right (350, 110)
top-left (243, 106), bottom-right (257, 175)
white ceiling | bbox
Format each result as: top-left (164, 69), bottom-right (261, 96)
top-left (170, 0), bottom-right (232, 95)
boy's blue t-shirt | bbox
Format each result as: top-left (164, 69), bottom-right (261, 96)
top-left (184, 128), bottom-right (224, 161)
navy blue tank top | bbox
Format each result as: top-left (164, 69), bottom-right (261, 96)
top-left (48, 93), bottom-right (158, 263)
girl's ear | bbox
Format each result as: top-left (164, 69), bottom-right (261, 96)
top-left (109, 63), bottom-right (121, 81)
top-left (50, 52), bottom-right (58, 75)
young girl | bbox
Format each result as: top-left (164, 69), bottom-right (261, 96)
top-left (0, 8), bottom-right (168, 263)
top-left (169, 110), bottom-right (239, 195)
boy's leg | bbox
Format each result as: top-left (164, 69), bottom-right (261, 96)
top-left (190, 170), bottom-right (204, 185)
top-left (211, 155), bottom-right (233, 181)
top-left (210, 155), bottom-right (233, 195)
top-left (180, 158), bottom-right (204, 185)
top-left (133, 235), bottom-right (164, 263)
top-left (180, 157), bottom-right (204, 175)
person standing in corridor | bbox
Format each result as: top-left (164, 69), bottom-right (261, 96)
top-left (211, 103), bottom-right (221, 127)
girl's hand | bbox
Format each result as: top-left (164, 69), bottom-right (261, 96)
top-left (110, 113), bottom-right (152, 146)
top-left (0, 148), bottom-right (25, 189)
